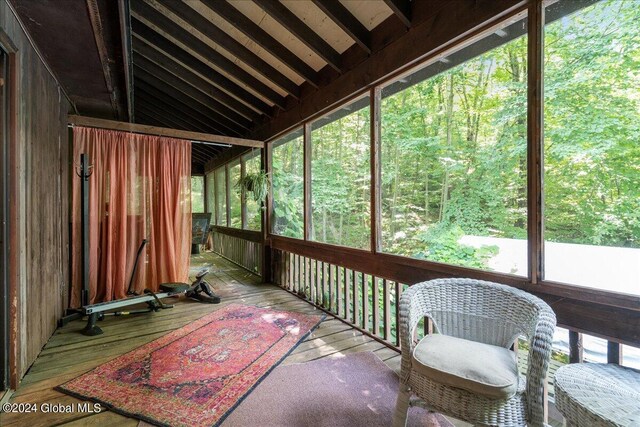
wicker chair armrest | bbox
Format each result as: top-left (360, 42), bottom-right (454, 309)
top-left (398, 283), bottom-right (433, 384)
top-left (525, 305), bottom-right (556, 427)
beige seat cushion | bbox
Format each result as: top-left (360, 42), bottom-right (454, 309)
top-left (412, 334), bottom-right (519, 399)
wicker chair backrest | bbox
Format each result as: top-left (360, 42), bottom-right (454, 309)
top-left (407, 278), bottom-right (544, 348)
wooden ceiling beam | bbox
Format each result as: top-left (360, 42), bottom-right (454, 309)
top-left (134, 66), bottom-right (246, 136)
top-left (131, 0), bottom-right (287, 109)
top-left (201, 0), bottom-right (319, 88)
top-left (131, 18), bottom-right (272, 117)
top-left (86, 0), bottom-right (125, 119)
top-left (69, 115), bottom-right (264, 148)
top-left (134, 53), bottom-right (253, 129)
top-left (117, 0), bottom-right (134, 121)
top-left (133, 36), bottom-right (262, 123)
top-left (383, 0), bottom-right (411, 27)
top-left (311, 0), bottom-right (371, 54)
top-left (253, 0), bottom-right (342, 72)
top-left (135, 84), bottom-right (229, 135)
top-left (157, 0), bottom-right (300, 98)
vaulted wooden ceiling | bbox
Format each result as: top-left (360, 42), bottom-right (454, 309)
top-left (129, 0), bottom-right (407, 138)
top-left (11, 0), bottom-right (415, 171)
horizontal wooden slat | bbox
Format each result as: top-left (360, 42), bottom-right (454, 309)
top-left (212, 226), bottom-right (263, 243)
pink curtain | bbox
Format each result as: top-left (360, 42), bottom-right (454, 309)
top-left (70, 126), bottom-right (192, 307)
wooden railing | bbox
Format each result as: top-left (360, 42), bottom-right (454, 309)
top-left (270, 235), bottom-right (640, 367)
top-left (272, 248), bottom-right (409, 349)
top-left (211, 226), bottom-right (262, 276)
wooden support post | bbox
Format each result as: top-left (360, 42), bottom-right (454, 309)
top-left (370, 87), bottom-right (381, 253)
top-left (225, 164), bottom-right (231, 227)
top-left (303, 123), bottom-right (311, 241)
top-left (261, 146), bottom-right (271, 283)
top-left (527, 0), bottom-right (544, 283)
top-left (240, 158), bottom-right (247, 229)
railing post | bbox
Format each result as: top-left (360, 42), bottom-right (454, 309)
top-left (569, 330), bottom-right (583, 363)
top-left (607, 341), bottom-right (622, 365)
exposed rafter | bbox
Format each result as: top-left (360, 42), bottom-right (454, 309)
top-left (134, 53), bottom-right (253, 129)
top-left (86, 0), bottom-right (124, 119)
top-left (157, 0), bottom-right (300, 98)
top-left (201, 0), bottom-right (319, 88)
top-left (311, 0), bottom-right (371, 54)
top-left (135, 88), bottom-right (226, 135)
top-left (131, 0), bottom-right (287, 109)
top-left (133, 37), bottom-right (262, 122)
top-left (383, 0), bottom-right (411, 27)
top-left (132, 19), bottom-right (272, 117)
top-left (135, 85), bottom-right (228, 135)
top-left (253, 0), bottom-right (342, 72)
top-left (133, 70), bottom-right (245, 136)
top-left (117, 0), bottom-right (134, 121)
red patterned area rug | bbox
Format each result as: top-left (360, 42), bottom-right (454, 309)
top-left (57, 303), bottom-right (324, 427)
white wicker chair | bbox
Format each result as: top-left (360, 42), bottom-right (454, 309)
top-left (393, 278), bottom-right (556, 427)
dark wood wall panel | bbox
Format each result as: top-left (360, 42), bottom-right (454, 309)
top-left (0, 0), bottom-right (69, 384)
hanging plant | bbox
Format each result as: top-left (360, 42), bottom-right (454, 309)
top-left (236, 170), bottom-right (270, 205)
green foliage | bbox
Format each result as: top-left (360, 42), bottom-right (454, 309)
top-left (190, 176), bottom-right (205, 213)
top-left (416, 223), bottom-right (498, 269)
top-left (272, 134), bottom-right (304, 238)
top-left (269, 0), bottom-right (640, 272)
top-left (236, 170), bottom-right (270, 204)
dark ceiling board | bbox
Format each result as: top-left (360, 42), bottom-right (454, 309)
top-left (134, 79), bottom-right (239, 136)
top-left (131, 18), bottom-right (272, 117)
top-left (134, 53), bottom-right (252, 129)
top-left (11, 0), bottom-right (122, 118)
top-left (311, 0), bottom-right (371, 54)
top-left (134, 66), bottom-right (246, 136)
top-left (253, 0), bottom-right (342, 72)
top-left (118, 0), bottom-right (134, 121)
top-left (86, 0), bottom-right (123, 119)
top-left (133, 36), bottom-right (262, 123)
top-left (383, 0), bottom-right (411, 27)
top-left (134, 84), bottom-right (241, 139)
top-left (201, 0), bottom-right (318, 88)
top-left (131, 0), bottom-right (287, 109)
top-left (135, 86), bottom-right (228, 135)
top-left (136, 99), bottom-right (216, 135)
top-left (157, 0), bottom-right (300, 98)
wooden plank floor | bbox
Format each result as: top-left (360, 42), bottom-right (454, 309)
top-left (1, 252), bottom-right (404, 427)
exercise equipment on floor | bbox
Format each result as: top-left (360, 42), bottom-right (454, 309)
top-left (79, 264), bottom-right (219, 336)
top-left (59, 152), bottom-right (221, 336)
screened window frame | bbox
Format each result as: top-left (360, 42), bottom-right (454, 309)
top-left (258, 1), bottom-right (638, 310)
